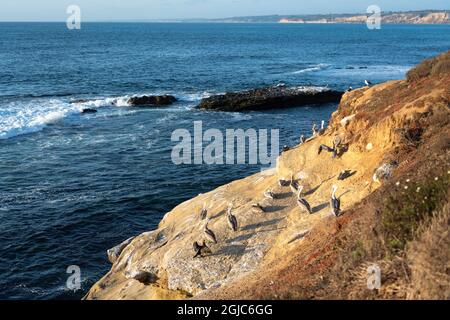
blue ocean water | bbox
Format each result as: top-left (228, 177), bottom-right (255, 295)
top-left (0, 22), bottom-right (449, 299)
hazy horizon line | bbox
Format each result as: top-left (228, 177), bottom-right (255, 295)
top-left (0, 9), bottom-right (448, 23)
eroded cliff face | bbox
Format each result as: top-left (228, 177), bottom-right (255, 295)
top-left (85, 52), bottom-right (450, 300)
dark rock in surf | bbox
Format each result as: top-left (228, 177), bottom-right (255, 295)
top-left (196, 86), bottom-right (343, 112)
top-left (127, 95), bottom-right (177, 107)
top-left (81, 108), bottom-right (97, 114)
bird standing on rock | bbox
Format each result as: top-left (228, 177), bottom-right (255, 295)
top-left (312, 123), bottom-right (318, 136)
top-left (365, 80), bottom-right (372, 87)
top-left (300, 134), bottom-right (306, 144)
top-left (290, 171), bottom-right (300, 195)
top-left (193, 241), bottom-right (211, 258)
top-left (297, 186), bottom-right (313, 214)
top-left (264, 189), bottom-right (275, 200)
top-left (227, 204), bottom-right (238, 232)
top-left (199, 202), bottom-right (208, 220)
top-left (330, 185), bottom-right (341, 217)
top-left (204, 220), bottom-right (217, 244)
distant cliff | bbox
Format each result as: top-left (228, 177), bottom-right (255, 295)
top-left (188, 11), bottom-right (450, 24)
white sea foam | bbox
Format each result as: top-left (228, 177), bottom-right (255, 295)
top-left (292, 63), bottom-right (330, 74)
top-left (0, 99), bottom-right (82, 140)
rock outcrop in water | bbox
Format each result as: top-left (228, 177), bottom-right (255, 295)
top-left (127, 95), bottom-right (177, 107)
top-left (197, 86), bottom-right (343, 111)
top-left (85, 51), bottom-right (450, 300)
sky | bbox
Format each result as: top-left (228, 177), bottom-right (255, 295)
top-left (0, 0), bottom-right (449, 21)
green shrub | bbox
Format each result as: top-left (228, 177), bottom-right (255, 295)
top-left (381, 173), bottom-right (449, 256)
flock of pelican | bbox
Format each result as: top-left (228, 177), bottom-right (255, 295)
top-left (193, 121), bottom-right (347, 258)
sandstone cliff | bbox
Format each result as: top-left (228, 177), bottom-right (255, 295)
top-left (85, 51), bottom-right (450, 300)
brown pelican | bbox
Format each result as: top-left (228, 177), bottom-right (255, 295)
top-left (300, 134), bottom-right (306, 144)
top-left (312, 123), bottom-right (318, 136)
top-left (193, 240), bottom-right (211, 258)
top-left (318, 144), bottom-right (334, 155)
top-left (297, 186), bottom-right (312, 214)
top-left (318, 120), bottom-right (326, 135)
top-left (227, 204), bottom-right (238, 231)
top-left (252, 203), bottom-right (266, 214)
top-left (338, 170), bottom-right (352, 181)
top-left (199, 202), bottom-right (208, 220)
top-left (330, 185), bottom-right (341, 217)
top-left (204, 220), bottom-right (217, 244)
top-left (264, 188), bottom-right (275, 200)
top-left (290, 171), bottom-right (300, 194)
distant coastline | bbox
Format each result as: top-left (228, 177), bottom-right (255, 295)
top-left (156, 10), bottom-right (450, 25)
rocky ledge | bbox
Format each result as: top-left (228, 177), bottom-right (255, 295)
top-left (197, 86), bottom-right (344, 111)
top-left (85, 51), bottom-right (450, 300)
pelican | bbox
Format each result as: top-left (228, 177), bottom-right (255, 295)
top-left (252, 203), bottom-right (266, 213)
top-left (297, 187), bottom-right (312, 214)
top-left (330, 185), bottom-right (341, 217)
top-left (364, 80), bottom-right (372, 87)
top-left (338, 170), bottom-right (352, 181)
top-left (300, 134), bottom-right (306, 144)
top-left (312, 123), bottom-right (318, 136)
top-left (318, 144), bottom-right (334, 155)
top-left (332, 136), bottom-right (342, 158)
top-left (264, 188), bottom-right (275, 200)
top-left (204, 220), bottom-right (217, 244)
top-left (227, 204), bottom-right (238, 231)
top-left (318, 120), bottom-right (326, 135)
top-left (282, 145), bottom-right (290, 152)
top-left (199, 202), bottom-right (208, 220)
top-left (278, 178), bottom-right (290, 187)
top-left (290, 171), bottom-right (299, 194)
top-left (346, 86), bottom-right (353, 92)
top-left (193, 240), bottom-right (211, 258)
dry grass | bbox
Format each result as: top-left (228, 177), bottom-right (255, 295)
top-left (406, 202), bottom-right (450, 299)
top-left (407, 50), bottom-right (450, 82)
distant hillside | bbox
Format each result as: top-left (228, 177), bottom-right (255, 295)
top-left (183, 10), bottom-right (449, 24)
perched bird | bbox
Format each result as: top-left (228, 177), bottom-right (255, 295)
top-left (204, 220), bottom-right (217, 244)
top-left (318, 144), bottom-right (334, 155)
top-left (193, 241), bottom-right (211, 258)
top-left (364, 80), bottom-right (372, 87)
top-left (199, 202), bottom-right (208, 220)
top-left (300, 134), bottom-right (306, 144)
top-left (282, 145), bottom-right (290, 152)
top-left (290, 171), bottom-right (300, 195)
top-left (338, 170), bottom-right (352, 181)
top-left (297, 186), bottom-right (313, 214)
top-left (312, 123), bottom-right (318, 136)
top-left (264, 188), bottom-right (275, 200)
top-left (252, 203), bottom-right (266, 214)
top-left (278, 178), bottom-right (290, 187)
top-left (330, 185), bottom-right (341, 217)
top-left (346, 86), bottom-right (353, 92)
top-left (318, 120), bottom-right (326, 135)
top-left (227, 204), bottom-right (238, 231)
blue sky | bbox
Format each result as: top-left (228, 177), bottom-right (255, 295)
top-left (0, 0), bottom-right (449, 21)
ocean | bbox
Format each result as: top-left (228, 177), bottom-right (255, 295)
top-left (0, 22), bottom-right (449, 299)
